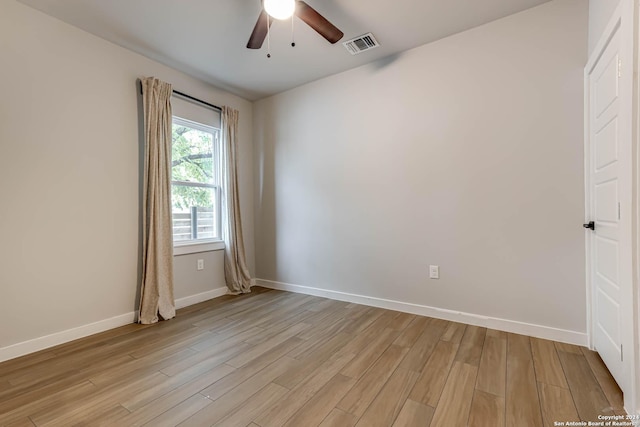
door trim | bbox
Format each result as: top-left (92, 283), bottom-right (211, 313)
top-left (633, 0), bottom-right (640, 416)
top-left (584, 0), bottom-right (638, 414)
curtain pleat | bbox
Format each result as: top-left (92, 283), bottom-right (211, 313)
top-left (138, 77), bottom-right (176, 324)
top-left (221, 107), bottom-right (253, 294)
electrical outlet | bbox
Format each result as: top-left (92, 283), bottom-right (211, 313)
top-left (429, 265), bottom-right (439, 279)
top-left (197, 259), bottom-right (204, 271)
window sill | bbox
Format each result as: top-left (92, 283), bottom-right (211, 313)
top-left (173, 240), bottom-right (225, 256)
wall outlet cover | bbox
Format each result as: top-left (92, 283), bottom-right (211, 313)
top-left (429, 265), bottom-right (439, 279)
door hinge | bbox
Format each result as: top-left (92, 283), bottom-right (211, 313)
top-left (618, 58), bottom-right (622, 78)
top-left (621, 344), bottom-right (623, 361)
top-left (618, 202), bottom-right (621, 220)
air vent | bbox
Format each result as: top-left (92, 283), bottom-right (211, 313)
top-left (343, 33), bottom-right (380, 55)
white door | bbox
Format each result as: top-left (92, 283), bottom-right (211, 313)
top-left (586, 25), bottom-right (630, 392)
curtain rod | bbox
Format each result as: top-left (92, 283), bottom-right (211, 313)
top-left (137, 80), bottom-right (221, 112)
top-left (172, 90), bottom-right (222, 112)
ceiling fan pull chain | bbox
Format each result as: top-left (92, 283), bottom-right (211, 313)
top-left (267, 14), bottom-right (271, 58)
top-left (291, 13), bottom-right (295, 47)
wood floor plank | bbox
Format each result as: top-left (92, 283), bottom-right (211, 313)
top-left (0, 288), bottom-right (626, 427)
top-left (557, 350), bottom-right (615, 421)
top-left (188, 292), bottom-right (285, 329)
top-left (119, 356), bottom-right (235, 412)
top-left (41, 401), bottom-right (127, 427)
top-left (49, 324), bottom-right (147, 358)
top-left (255, 352), bottom-right (356, 427)
top-left (90, 404), bottom-right (132, 426)
top-left (3, 350), bottom-right (101, 388)
top-left (289, 328), bottom-right (352, 362)
top-left (224, 293), bottom-right (310, 322)
top-left (531, 338), bottom-right (568, 388)
top-left (476, 334), bottom-right (507, 397)
top-left (337, 344), bottom-right (409, 417)
top-left (31, 372), bottom-right (169, 426)
top-left (305, 297), bottom-right (344, 313)
top-left (160, 341), bottom-right (252, 378)
top-left (454, 325), bottom-right (487, 367)
top-left (274, 332), bottom-right (353, 390)
top-left (115, 363), bottom-right (235, 426)
top-left (238, 296), bottom-right (316, 334)
top-left (538, 382), bottom-right (580, 427)
top-left (240, 294), bottom-right (314, 325)
top-left (554, 341), bottom-right (583, 354)
top-left (0, 353), bottom-right (135, 401)
top-left (189, 303), bottom-right (272, 330)
top-left (408, 339), bottom-right (459, 407)
top-left (363, 310), bottom-right (400, 333)
top-left (128, 326), bottom-right (214, 359)
top-left (580, 347), bottom-right (625, 414)
top-left (283, 374), bottom-right (356, 426)
top-left (212, 382), bottom-right (289, 427)
top-left (505, 333), bottom-right (543, 427)
top-left (429, 361), bottom-right (478, 427)
top-left (88, 348), bottom-right (197, 387)
top-left (398, 319), bottom-right (448, 373)
top-left (342, 303), bottom-right (375, 319)
top-left (225, 322), bottom-right (311, 368)
top-left (468, 389), bottom-right (505, 427)
top-left (245, 309), bottom-right (317, 346)
top-left (337, 318), bottom-right (389, 356)
top-left (340, 307), bottom-right (385, 335)
top-left (486, 329), bottom-right (507, 340)
top-left (4, 418), bottom-right (36, 427)
top-left (294, 307), bottom-right (351, 341)
top-left (0, 380), bottom-right (97, 425)
top-left (1, 329), bottom-right (150, 385)
top-left (392, 399), bottom-right (434, 427)
top-left (355, 368), bottom-right (419, 427)
top-left (440, 322), bottom-right (466, 343)
top-left (0, 350), bottom-right (58, 377)
top-left (188, 326), bottom-right (262, 353)
top-left (200, 336), bottom-right (304, 400)
top-left (387, 312), bottom-right (416, 331)
top-left (142, 394), bottom-right (212, 427)
top-left (393, 316), bottom-right (430, 348)
top-left (318, 409), bottom-right (358, 427)
top-left (340, 327), bottom-right (400, 379)
top-left (178, 356), bottom-right (297, 426)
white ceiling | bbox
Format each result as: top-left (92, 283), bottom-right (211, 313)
top-left (18, 0), bottom-right (551, 100)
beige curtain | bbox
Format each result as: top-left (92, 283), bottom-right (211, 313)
top-left (221, 107), bottom-right (253, 294)
top-left (138, 77), bottom-right (176, 324)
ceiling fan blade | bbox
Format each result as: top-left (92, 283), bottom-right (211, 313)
top-left (247, 10), bottom-right (273, 49)
top-left (296, 1), bottom-right (344, 44)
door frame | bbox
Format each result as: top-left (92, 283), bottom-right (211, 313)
top-left (633, 0), bottom-right (640, 416)
top-left (584, 0), bottom-right (638, 415)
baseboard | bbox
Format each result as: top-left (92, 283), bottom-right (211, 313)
top-left (255, 279), bottom-right (588, 346)
top-left (0, 311), bottom-right (137, 363)
top-left (175, 287), bottom-right (229, 309)
top-left (0, 287), bottom-right (229, 363)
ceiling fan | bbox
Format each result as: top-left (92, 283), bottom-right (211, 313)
top-left (247, 0), bottom-right (344, 50)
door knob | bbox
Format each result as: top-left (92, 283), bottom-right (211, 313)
top-left (583, 221), bottom-right (595, 230)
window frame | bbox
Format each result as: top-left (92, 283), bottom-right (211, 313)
top-left (171, 116), bottom-right (224, 255)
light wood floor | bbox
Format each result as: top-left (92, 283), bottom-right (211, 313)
top-left (0, 287), bottom-right (625, 426)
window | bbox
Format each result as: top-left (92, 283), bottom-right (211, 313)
top-left (171, 117), bottom-right (222, 251)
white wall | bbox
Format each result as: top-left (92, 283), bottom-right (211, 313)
top-left (588, 0), bottom-right (620, 54)
top-left (0, 0), bottom-right (254, 356)
top-left (174, 251), bottom-right (225, 301)
top-left (254, 0), bottom-right (588, 337)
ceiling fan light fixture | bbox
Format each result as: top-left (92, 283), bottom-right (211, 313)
top-left (264, 0), bottom-right (295, 20)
